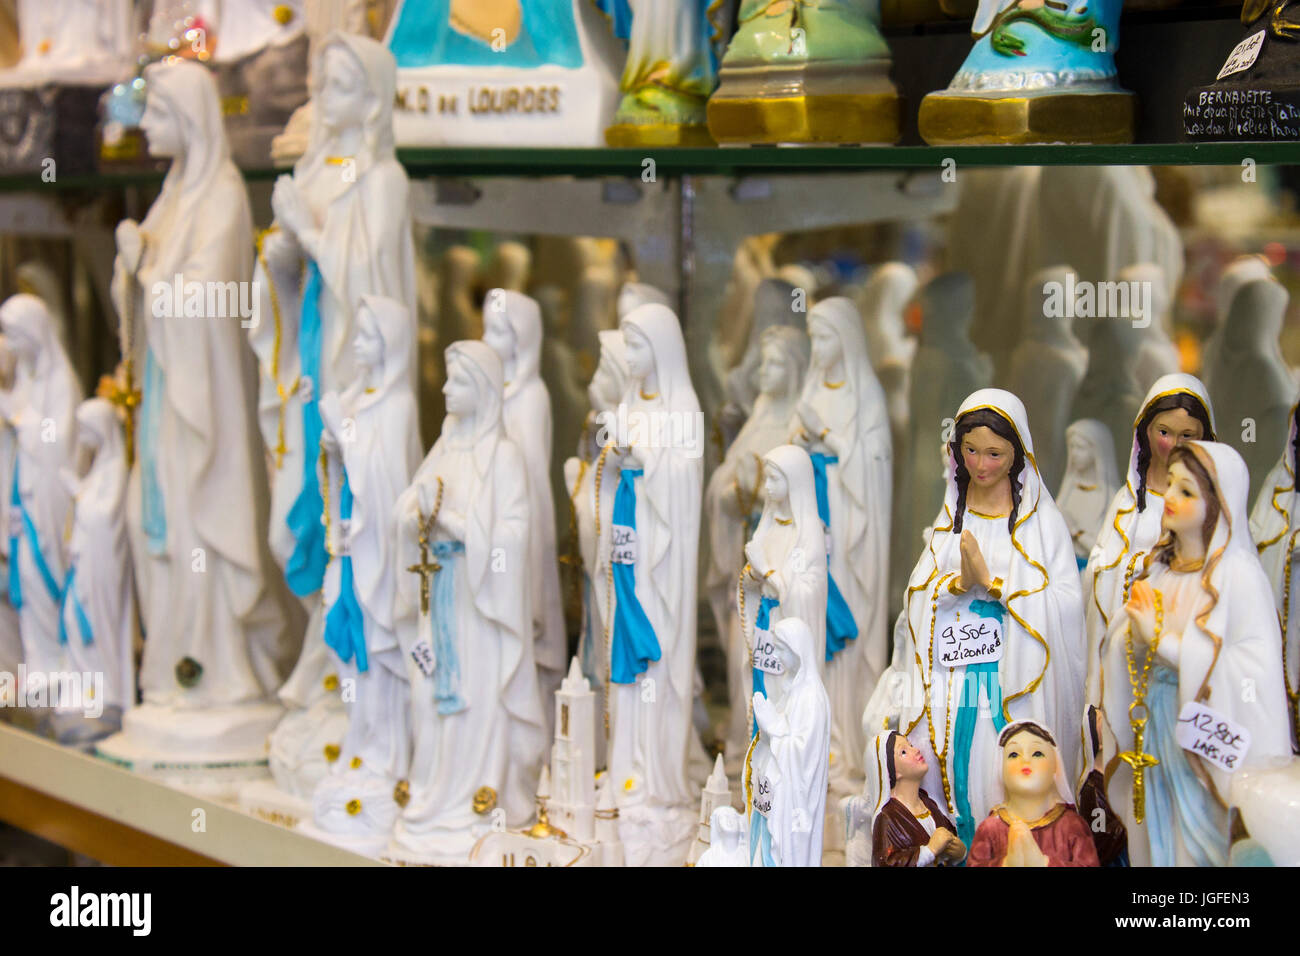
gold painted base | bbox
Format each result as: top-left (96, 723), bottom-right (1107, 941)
top-left (918, 90), bottom-right (1136, 145)
top-left (707, 92), bottom-right (901, 145)
top-left (604, 122), bottom-right (715, 148)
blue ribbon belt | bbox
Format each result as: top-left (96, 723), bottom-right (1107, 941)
top-left (323, 468), bottom-right (367, 673)
top-left (285, 260), bottom-right (329, 597)
top-left (431, 540), bottom-right (465, 715)
top-left (809, 452), bottom-right (858, 661)
top-left (752, 594), bottom-right (778, 733)
top-left (610, 468), bottom-right (661, 684)
top-left (138, 348), bottom-right (167, 556)
top-left (951, 598), bottom-right (1007, 849)
top-left (8, 459), bottom-right (61, 611)
top-left (58, 564), bottom-right (94, 646)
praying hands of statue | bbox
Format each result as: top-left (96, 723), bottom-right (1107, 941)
top-left (1004, 818), bottom-right (1049, 868)
top-left (958, 529), bottom-right (993, 594)
top-left (261, 226), bottom-right (303, 281)
top-left (752, 691), bottom-right (788, 737)
top-left (271, 175), bottom-right (321, 261)
top-left (1124, 579), bottom-right (1159, 647)
top-left (927, 826), bottom-right (959, 860)
top-left (795, 400), bottom-right (826, 442)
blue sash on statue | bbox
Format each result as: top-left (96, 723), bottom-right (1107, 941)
top-left (431, 540), bottom-right (465, 715)
top-left (809, 452), bottom-right (858, 661)
top-left (138, 347), bottom-right (167, 556)
top-left (751, 595), bottom-right (778, 730)
top-left (323, 470), bottom-right (367, 673)
top-left (58, 565), bottom-right (94, 646)
top-left (951, 598), bottom-right (1008, 849)
top-left (750, 805), bottom-right (776, 867)
top-left (8, 460), bottom-right (61, 611)
top-left (389, 0), bottom-right (583, 69)
top-left (1146, 666), bottom-right (1227, 867)
top-left (285, 261), bottom-right (329, 597)
top-left (610, 467), bottom-right (660, 684)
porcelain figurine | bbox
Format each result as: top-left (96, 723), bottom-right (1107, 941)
top-left (1077, 704), bottom-right (1129, 865)
top-left (718, 279), bottom-right (803, 446)
top-left (1007, 267), bottom-right (1087, 491)
top-left (617, 280), bottom-right (671, 322)
top-left (1202, 254), bottom-right (1272, 380)
top-left (97, 61), bottom-right (292, 786)
top-left (1092, 442), bottom-right (1291, 866)
top-left (306, 295), bottom-right (421, 850)
top-left (894, 272), bottom-right (992, 616)
top-left (874, 389), bottom-right (1086, 848)
top-left (1250, 395), bottom-right (1300, 747)
top-left (604, 302), bottom-right (703, 866)
top-left (695, 805), bottom-right (749, 867)
top-left (55, 398), bottom-right (135, 743)
top-left (0, 294), bottom-right (79, 680)
top-left (744, 617), bottom-right (830, 867)
top-left (601, 0), bottom-right (724, 146)
top-left (385, 0), bottom-right (624, 147)
top-left (866, 730), bottom-right (965, 867)
top-left (390, 340), bottom-right (547, 863)
top-left (727, 444), bottom-right (827, 775)
top-left (969, 721), bottom-right (1099, 866)
top-left (1083, 374), bottom-right (1216, 716)
top-left (482, 289), bottom-right (566, 721)
top-left (918, 0), bottom-right (1134, 144)
top-left (1056, 419), bottom-right (1118, 568)
top-left (708, 0), bottom-right (901, 145)
top-left (789, 296), bottom-right (891, 798)
top-left (2, 0), bottom-right (133, 85)
top-left (857, 262), bottom-right (918, 455)
top-left (1204, 276), bottom-right (1294, 496)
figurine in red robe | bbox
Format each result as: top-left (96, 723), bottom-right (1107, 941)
top-left (867, 730), bottom-right (966, 867)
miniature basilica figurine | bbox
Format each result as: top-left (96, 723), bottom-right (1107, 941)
top-left (875, 389), bottom-right (1086, 848)
top-left (1057, 419), bottom-right (1119, 568)
top-left (969, 721), bottom-right (1099, 867)
top-left (1092, 442), bottom-right (1291, 866)
top-left (866, 730), bottom-right (965, 867)
top-left (744, 617), bottom-right (831, 867)
top-left (390, 340), bottom-right (547, 863)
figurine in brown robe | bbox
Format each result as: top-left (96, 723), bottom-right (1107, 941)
top-left (969, 721), bottom-right (1100, 867)
top-left (868, 730), bottom-right (966, 867)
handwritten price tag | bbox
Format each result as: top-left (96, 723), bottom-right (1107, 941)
top-left (751, 628), bottom-right (785, 675)
top-left (1176, 701), bottom-right (1251, 774)
top-left (1218, 30), bottom-right (1265, 80)
top-left (935, 596), bottom-right (1004, 668)
top-left (410, 639), bottom-right (436, 678)
top-left (754, 773), bottom-right (773, 817)
top-left (611, 524), bottom-right (636, 565)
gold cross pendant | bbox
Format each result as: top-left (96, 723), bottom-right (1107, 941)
top-left (1118, 720), bottom-right (1159, 824)
top-left (406, 539), bottom-right (441, 617)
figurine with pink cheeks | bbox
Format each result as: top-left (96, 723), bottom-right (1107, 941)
top-left (867, 730), bottom-right (965, 867)
top-left (969, 722), bottom-right (1098, 867)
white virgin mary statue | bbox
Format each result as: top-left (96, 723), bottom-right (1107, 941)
top-left (58, 399), bottom-right (134, 739)
top-left (0, 294), bottom-right (79, 678)
top-left (311, 295), bottom-right (422, 841)
top-left (1096, 441), bottom-right (1291, 866)
top-left (112, 61), bottom-right (290, 725)
top-left (1056, 419), bottom-right (1119, 568)
top-left (606, 303), bottom-right (703, 827)
top-left (745, 616), bottom-right (831, 867)
top-left (1250, 395), bottom-right (1300, 749)
top-left (256, 31), bottom-right (416, 604)
top-left (874, 389), bottom-right (1086, 850)
top-left (482, 289), bottom-right (566, 713)
top-left (391, 340), bottom-right (547, 862)
top-left (788, 296), bottom-right (891, 795)
top-left (726, 444), bottom-right (826, 775)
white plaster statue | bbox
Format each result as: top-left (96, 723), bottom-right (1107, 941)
top-left (482, 289), bottom-right (566, 718)
top-left (857, 262), bottom-right (918, 451)
top-left (0, 294), bottom-right (79, 677)
top-left (1204, 276), bottom-right (1296, 496)
top-left (695, 805), bottom-right (749, 867)
top-left (873, 389), bottom-right (1086, 850)
top-left (1203, 254), bottom-right (1273, 382)
top-left (1069, 315), bottom-right (1147, 472)
top-left (100, 61), bottom-right (292, 774)
top-left (1092, 441), bottom-right (1291, 866)
top-left (745, 616), bottom-right (830, 867)
top-left (718, 278), bottom-right (802, 446)
top-left (1123, 262), bottom-right (1181, 394)
top-left (617, 280), bottom-right (671, 322)
top-left (605, 302), bottom-right (703, 865)
top-left (57, 398), bottom-right (134, 740)
top-left (391, 339), bottom-right (547, 863)
top-left (1007, 266), bottom-right (1088, 492)
top-left (1056, 419), bottom-right (1119, 567)
top-left (4, 0), bottom-right (133, 85)
top-left (789, 296), bottom-right (891, 797)
top-left (310, 295), bottom-right (422, 847)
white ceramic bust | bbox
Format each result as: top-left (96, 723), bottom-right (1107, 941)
top-left (390, 340), bottom-right (547, 864)
top-left (1056, 419), bottom-right (1118, 565)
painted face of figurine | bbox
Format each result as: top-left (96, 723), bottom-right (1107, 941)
top-left (318, 46), bottom-right (369, 133)
top-left (352, 307), bottom-right (383, 372)
top-left (1161, 459), bottom-right (1208, 540)
top-left (757, 339), bottom-right (791, 396)
top-left (140, 92), bottom-right (182, 158)
top-left (443, 355), bottom-right (477, 416)
top-left (623, 326), bottom-right (654, 382)
top-left (764, 461), bottom-right (789, 505)
top-left (961, 426), bottom-right (1014, 490)
top-left (892, 734), bottom-right (928, 784)
top-left (1147, 408), bottom-right (1204, 468)
top-left (1002, 729), bottom-right (1056, 800)
top-left (1066, 432), bottom-right (1094, 475)
top-left (809, 318), bottom-right (841, 368)
top-left (481, 304), bottom-right (516, 366)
